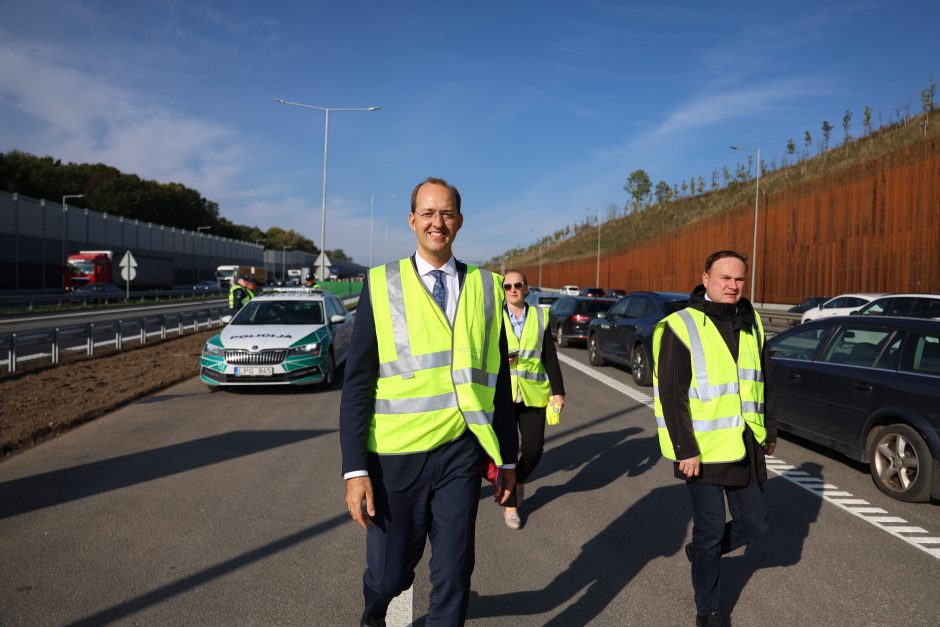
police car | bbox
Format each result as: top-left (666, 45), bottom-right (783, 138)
top-left (200, 288), bottom-right (354, 389)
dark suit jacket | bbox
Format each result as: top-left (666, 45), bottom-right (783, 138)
top-left (339, 256), bottom-right (518, 490)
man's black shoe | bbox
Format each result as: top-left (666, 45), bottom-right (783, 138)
top-left (695, 612), bottom-right (724, 627)
top-left (685, 542), bottom-right (693, 562)
top-left (361, 616), bottom-right (386, 627)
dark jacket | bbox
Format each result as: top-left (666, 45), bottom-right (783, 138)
top-left (658, 285), bottom-right (777, 486)
top-left (339, 257), bottom-right (518, 490)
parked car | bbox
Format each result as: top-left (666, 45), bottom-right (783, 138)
top-left (548, 296), bottom-right (617, 347)
top-left (606, 288), bottom-right (627, 299)
top-left (192, 280), bottom-right (218, 291)
top-left (768, 316), bottom-right (940, 502)
top-left (70, 283), bottom-right (126, 303)
top-left (801, 293), bottom-right (885, 323)
top-left (524, 291), bottom-right (561, 310)
top-left (560, 285), bottom-right (580, 295)
top-left (586, 291), bottom-right (690, 385)
top-left (200, 289), bottom-right (354, 389)
top-left (579, 287), bottom-right (606, 298)
top-left (852, 293), bottom-right (940, 319)
top-left (788, 296), bottom-right (829, 314)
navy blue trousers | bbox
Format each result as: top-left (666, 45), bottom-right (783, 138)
top-left (686, 477), bottom-right (768, 615)
top-left (363, 433), bottom-right (483, 626)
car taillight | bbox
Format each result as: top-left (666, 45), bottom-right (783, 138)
top-left (570, 314), bottom-right (590, 322)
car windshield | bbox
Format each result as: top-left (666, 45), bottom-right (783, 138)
top-left (68, 260), bottom-right (95, 274)
top-left (232, 300), bottom-right (324, 325)
top-left (663, 299), bottom-right (690, 315)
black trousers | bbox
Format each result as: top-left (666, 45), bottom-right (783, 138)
top-left (363, 432), bottom-right (483, 626)
top-left (505, 402), bottom-right (545, 507)
top-left (686, 477), bottom-right (768, 615)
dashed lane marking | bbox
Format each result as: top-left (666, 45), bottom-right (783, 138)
top-left (557, 352), bottom-right (940, 562)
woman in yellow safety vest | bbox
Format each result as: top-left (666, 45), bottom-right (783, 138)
top-left (499, 270), bottom-right (566, 529)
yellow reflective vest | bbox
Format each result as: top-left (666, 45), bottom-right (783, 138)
top-left (503, 305), bottom-right (552, 407)
top-left (228, 284), bottom-right (255, 310)
top-left (368, 259), bottom-right (506, 464)
top-left (652, 307), bottom-right (766, 463)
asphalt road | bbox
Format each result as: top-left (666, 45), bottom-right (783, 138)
top-left (1, 345), bottom-right (938, 626)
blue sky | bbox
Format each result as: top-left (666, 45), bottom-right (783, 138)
top-left (1, 1), bottom-right (937, 265)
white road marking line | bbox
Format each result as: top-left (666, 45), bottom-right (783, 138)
top-left (556, 352), bottom-right (940, 562)
top-left (386, 586), bottom-right (413, 627)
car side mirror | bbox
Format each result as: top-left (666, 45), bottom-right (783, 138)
top-left (818, 303), bottom-right (824, 310)
top-left (221, 315), bottom-right (233, 324)
top-left (849, 310), bottom-right (860, 316)
top-left (330, 313), bottom-right (346, 324)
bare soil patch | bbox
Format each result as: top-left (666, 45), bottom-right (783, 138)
top-left (0, 330), bottom-right (214, 458)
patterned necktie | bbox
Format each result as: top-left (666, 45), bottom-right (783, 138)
top-left (430, 269), bottom-right (447, 313)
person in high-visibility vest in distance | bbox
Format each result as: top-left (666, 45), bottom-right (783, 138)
top-left (228, 276), bottom-right (255, 315)
top-left (340, 177), bottom-right (518, 626)
top-left (653, 249), bottom-right (777, 627)
top-left (498, 269), bottom-right (565, 530)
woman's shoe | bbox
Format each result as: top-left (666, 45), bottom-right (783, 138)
top-left (504, 507), bottom-right (521, 530)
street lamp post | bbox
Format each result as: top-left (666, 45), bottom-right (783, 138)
top-left (731, 145), bottom-right (761, 303)
top-left (196, 226), bottom-right (211, 284)
top-left (61, 194), bottom-right (84, 289)
top-left (586, 208), bottom-right (601, 287)
top-left (275, 98), bottom-right (379, 283)
top-left (282, 245), bottom-right (290, 284)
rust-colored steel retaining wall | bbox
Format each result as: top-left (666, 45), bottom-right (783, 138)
top-left (518, 138), bottom-right (940, 303)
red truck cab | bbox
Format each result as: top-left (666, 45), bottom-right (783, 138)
top-left (65, 250), bottom-right (113, 291)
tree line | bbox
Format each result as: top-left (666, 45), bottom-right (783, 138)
top-left (0, 150), bottom-right (351, 260)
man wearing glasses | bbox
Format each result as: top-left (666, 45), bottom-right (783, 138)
top-left (340, 177), bottom-right (518, 626)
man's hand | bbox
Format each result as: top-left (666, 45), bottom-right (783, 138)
top-left (678, 455), bottom-right (701, 479)
top-left (763, 441), bottom-right (777, 456)
top-left (552, 394), bottom-right (566, 411)
top-left (345, 476), bottom-right (375, 529)
top-left (495, 468), bottom-right (517, 505)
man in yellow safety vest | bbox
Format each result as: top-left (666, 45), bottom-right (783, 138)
top-left (340, 177), bottom-right (518, 626)
top-left (653, 250), bottom-right (777, 627)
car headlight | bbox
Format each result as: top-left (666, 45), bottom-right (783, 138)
top-left (203, 343), bottom-right (224, 357)
top-left (288, 342), bottom-right (321, 356)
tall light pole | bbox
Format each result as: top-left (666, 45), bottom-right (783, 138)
top-left (196, 226), bottom-right (211, 283)
top-left (731, 145), bottom-right (761, 303)
top-left (61, 194), bottom-right (84, 289)
top-left (275, 98), bottom-right (379, 282)
top-left (282, 245), bottom-right (291, 283)
top-left (585, 208), bottom-right (601, 287)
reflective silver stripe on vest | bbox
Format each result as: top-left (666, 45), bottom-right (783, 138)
top-left (518, 350), bottom-right (540, 359)
top-left (384, 263), bottom-right (411, 359)
top-left (510, 370), bottom-right (548, 381)
top-left (675, 309), bottom-right (712, 398)
top-left (688, 382), bottom-right (740, 400)
top-left (453, 367), bottom-right (498, 387)
top-left (461, 409), bottom-right (494, 426)
top-left (654, 414), bottom-right (744, 432)
top-left (374, 391), bottom-right (458, 415)
top-left (738, 368), bottom-right (764, 382)
top-left (479, 270), bottom-right (495, 372)
top-left (379, 351), bottom-right (451, 378)
top-left (741, 401), bottom-right (765, 414)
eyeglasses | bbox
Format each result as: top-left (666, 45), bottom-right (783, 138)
top-left (414, 210), bottom-right (460, 224)
top-left (503, 281), bottom-right (525, 291)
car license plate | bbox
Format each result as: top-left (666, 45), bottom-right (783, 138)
top-left (234, 366), bottom-right (274, 377)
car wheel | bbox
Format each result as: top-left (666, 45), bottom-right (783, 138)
top-left (869, 424), bottom-right (932, 502)
top-left (588, 334), bottom-right (606, 366)
top-left (556, 326), bottom-right (569, 348)
top-left (631, 344), bottom-right (653, 386)
top-left (321, 352), bottom-right (335, 390)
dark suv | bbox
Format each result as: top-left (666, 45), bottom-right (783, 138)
top-left (548, 296), bottom-right (617, 348)
top-left (769, 316), bottom-right (940, 502)
top-left (586, 291), bottom-right (689, 385)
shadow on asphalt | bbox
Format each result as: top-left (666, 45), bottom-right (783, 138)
top-left (62, 512), bottom-right (348, 627)
top-left (0, 429), bottom-right (332, 519)
top-left (468, 462), bottom-right (822, 625)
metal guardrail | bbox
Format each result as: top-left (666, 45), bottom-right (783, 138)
top-left (0, 288), bottom-right (226, 312)
top-left (0, 295), bottom-right (360, 373)
top-left (0, 307), bottom-right (229, 373)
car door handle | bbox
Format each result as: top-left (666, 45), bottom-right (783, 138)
top-left (786, 372), bottom-right (801, 380)
top-left (854, 382), bottom-right (873, 392)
